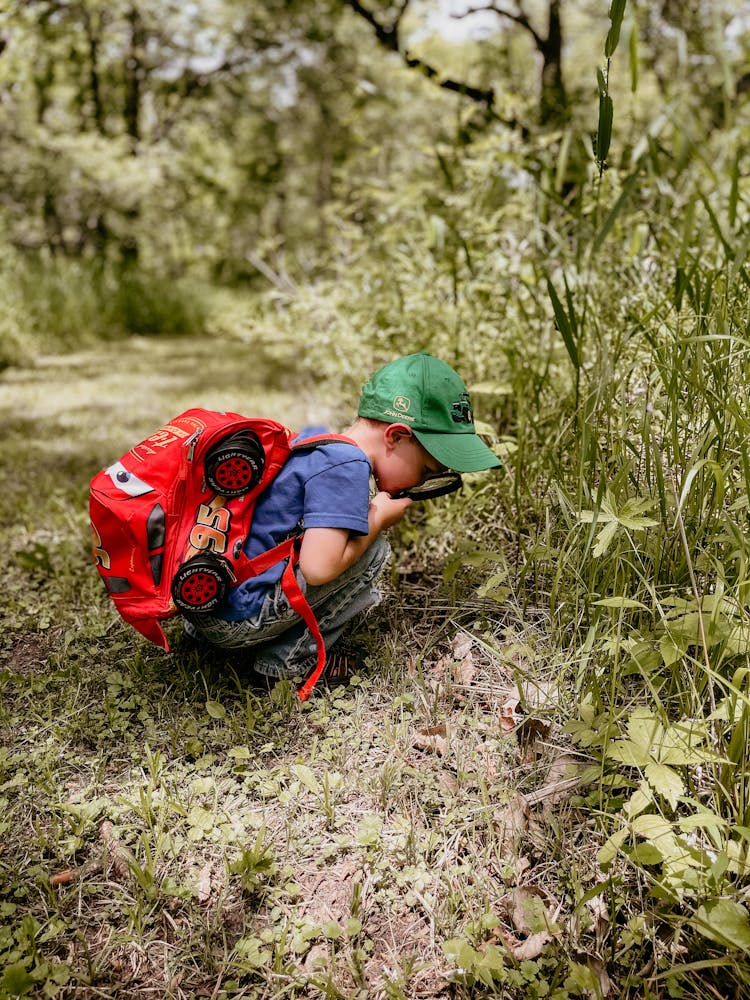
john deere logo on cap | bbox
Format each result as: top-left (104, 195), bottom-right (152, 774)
top-left (451, 393), bottom-right (473, 425)
top-left (393, 395), bottom-right (411, 413)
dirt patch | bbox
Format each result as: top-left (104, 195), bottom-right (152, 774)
top-left (297, 859), bottom-right (359, 924)
top-left (296, 861), bottom-right (445, 997)
top-left (2, 632), bottom-right (53, 676)
top-left (364, 908), bottom-right (444, 998)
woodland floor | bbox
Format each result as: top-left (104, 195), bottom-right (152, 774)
top-left (0, 335), bottom-right (599, 1000)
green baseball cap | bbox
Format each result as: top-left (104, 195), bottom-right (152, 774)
top-left (357, 353), bottom-right (501, 473)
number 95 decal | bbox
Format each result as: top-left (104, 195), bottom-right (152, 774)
top-left (188, 500), bottom-right (231, 555)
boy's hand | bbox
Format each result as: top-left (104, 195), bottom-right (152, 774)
top-left (369, 491), bottom-right (412, 531)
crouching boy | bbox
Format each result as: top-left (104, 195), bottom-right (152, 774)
top-left (185, 352), bottom-right (501, 682)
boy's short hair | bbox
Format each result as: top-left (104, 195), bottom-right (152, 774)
top-left (357, 353), bottom-right (501, 473)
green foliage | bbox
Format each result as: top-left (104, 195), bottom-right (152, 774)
top-left (228, 828), bottom-right (277, 896)
top-left (228, 6), bottom-right (750, 991)
top-left (2, 1), bottom-right (750, 996)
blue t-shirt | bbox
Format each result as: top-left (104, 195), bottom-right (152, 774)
top-left (218, 432), bottom-right (372, 621)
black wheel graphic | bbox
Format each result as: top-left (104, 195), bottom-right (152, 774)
top-left (172, 555), bottom-right (232, 612)
top-left (204, 432), bottom-right (264, 497)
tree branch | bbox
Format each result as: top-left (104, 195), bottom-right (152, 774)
top-left (456, 2), bottom-right (544, 51)
top-left (394, 0), bottom-right (411, 30)
top-left (341, 0), bottom-right (501, 112)
top-left (342, 0), bottom-right (399, 51)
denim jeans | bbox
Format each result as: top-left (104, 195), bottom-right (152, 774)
top-left (185, 535), bottom-right (390, 679)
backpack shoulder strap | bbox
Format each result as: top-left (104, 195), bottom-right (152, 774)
top-left (280, 546), bottom-right (328, 702)
top-left (290, 433), bottom-right (360, 453)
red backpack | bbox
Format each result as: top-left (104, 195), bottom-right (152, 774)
top-left (89, 408), bottom-right (353, 701)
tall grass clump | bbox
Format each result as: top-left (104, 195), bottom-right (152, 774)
top-left (550, 290), bottom-right (750, 991)
top-left (0, 260), bottom-right (31, 371)
top-left (247, 21), bottom-right (750, 990)
top-left (492, 112), bottom-right (750, 994)
top-left (0, 250), bottom-right (210, 364)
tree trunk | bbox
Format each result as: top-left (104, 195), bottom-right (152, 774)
top-left (122, 4), bottom-right (144, 266)
top-left (82, 6), bottom-right (105, 136)
top-left (124, 4), bottom-right (143, 143)
top-left (539, 0), bottom-right (568, 126)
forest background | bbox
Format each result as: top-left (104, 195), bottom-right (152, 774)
top-left (2, 0), bottom-right (750, 997)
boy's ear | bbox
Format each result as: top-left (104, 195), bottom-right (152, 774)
top-left (383, 423), bottom-right (414, 446)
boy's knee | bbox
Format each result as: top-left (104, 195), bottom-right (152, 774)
top-left (364, 534), bottom-right (391, 576)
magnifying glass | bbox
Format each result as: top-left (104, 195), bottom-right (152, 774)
top-left (391, 471), bottom-right (463, 501)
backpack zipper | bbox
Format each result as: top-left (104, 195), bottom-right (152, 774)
top-left (186, 430), bottom-right (201, 462)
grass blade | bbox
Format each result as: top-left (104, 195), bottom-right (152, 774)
top-left (547, 276), bottom-right (580, 369)
top-left (605, 0), bottom-right (628, 57)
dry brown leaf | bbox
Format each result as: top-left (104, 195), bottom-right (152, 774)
top-left (413, 730), bottom-right (448, 755)
top-left (592, 957), bottom-right (612, 998)
top-left (452, 652), bottom-right (476, 686)
top-left (509, 885), bottom-right (548, 935)
top-left (196, 863), bottom-right (212, 904)
top-left (419, 723), bottom-right (447, 737)
top-left (414, 722), bottom-right (449, 755)
top-left (517, 716), bottom-right (551, 744)
top-left (438, 770), bottom-right (459, 794)
top-left (546, 753), bottom-right (581, 784)
top-left (50, 869), bottom-right (74, 886)
top-left (588, 892), bottom-right (609, 929)
top-left (515, 856), bottom-right (532, 881)
top-left (520, 678), bottom-right (558, 709)
top-left (500, 698), bottom-right (521, 734)
top-left (431, 655), bottom-right (451, 679)
top-left (517, 716), bottom-right (551, 763)
top-left (493, 793), bottom-right (529, 854)
top-left (580, 955), bottom-right (612, 998)
top-left (496, 893), bottom-right (562, 961)
top-left (427, 641), bottom-right (477, 698)
top-left (497, 927), bottom-right (551, 961)
top-left (450, 633), bottom-right (474, 660)
top-left (586, 891), bottom-right (610, 948)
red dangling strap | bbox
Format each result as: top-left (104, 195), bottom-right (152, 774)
top-left (279, 546), bottom-right (327, 701)
top-left (235, 540), bottom-right (328, 701)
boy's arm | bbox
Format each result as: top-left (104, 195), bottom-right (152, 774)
top-left (298, 491), bottom-right (411, 586)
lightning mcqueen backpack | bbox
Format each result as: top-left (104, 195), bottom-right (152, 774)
top-left (89, 408), bottom-right (353, 701)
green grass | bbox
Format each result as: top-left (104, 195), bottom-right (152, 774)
top-left (0, 253), bottom-right (212, 371)
top-left (3, 294), bottom-right (750, 997)
top-left (250, 151), bottom-right (750, 992)
top-left (2, 3), bottom-right (750, 994)
top-left (0, 334), bottom-right (591, 1000)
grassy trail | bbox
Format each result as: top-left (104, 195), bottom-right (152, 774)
top-left (2, 336), bottom-right (573, 999)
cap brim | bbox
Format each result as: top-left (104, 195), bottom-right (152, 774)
top-left (413, 429), bottom-right (502, 473)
